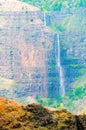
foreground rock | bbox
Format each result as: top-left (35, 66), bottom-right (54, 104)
top-left (0, 97), bottom-right (86, 130)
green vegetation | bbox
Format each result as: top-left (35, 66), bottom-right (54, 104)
top-left (36, 84), bottom-right (86, 113)
top-left (73, 74), bottom-right (86, 88)
top-left (20, 0), bottom-right (86, 12)
top-left (19, 0), bottom-right (86, 114)
top-left (1, 97), bottom-right (86, 130)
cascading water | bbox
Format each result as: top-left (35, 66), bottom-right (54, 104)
top-left (56, 34), bottom-right (65, 96)
top-left (44, 12), bottom-right (46, 26)
top-left (43, 13), bottom-right (65, 97)
top-left (10, 48), bottom-right (14, 79)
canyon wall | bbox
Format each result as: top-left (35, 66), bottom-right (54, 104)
top-left (0, 10), bottom-right (59, 99)
top-left (51, 8), bottom-right (86, 91)
top-left (0, 1), bottom-right (86, 102)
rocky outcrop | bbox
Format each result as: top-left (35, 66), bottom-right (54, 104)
top-left (0, 97), bottom-right (86, 130)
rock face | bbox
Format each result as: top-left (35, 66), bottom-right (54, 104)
top-left (0, 97), bottom-right (86, 130)
top-left (60, 31), bottom-right (86, 91)
top-left (0, 0), bottom-right (53, 98)
top-left (51, 9), bottom-right (86, 91)
top-left (0, 0), bottom-right (61, 99)
top-left (0, 0), bottom-right (86, 101)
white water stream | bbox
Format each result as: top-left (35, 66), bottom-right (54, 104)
top-left (57, 34), bottom-right (65, 96)
top-left (44, 12), bottom-right (46, 26)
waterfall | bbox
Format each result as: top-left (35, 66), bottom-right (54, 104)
top-left (56, 34), bottom-right (65, 96)
top-left (44, 12), bottom-right (46, 26)
top-left (10, 49), bottom-right (14, 79)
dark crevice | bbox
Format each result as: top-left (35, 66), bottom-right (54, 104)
top-left (75, 116), bottom-right (84, 130)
